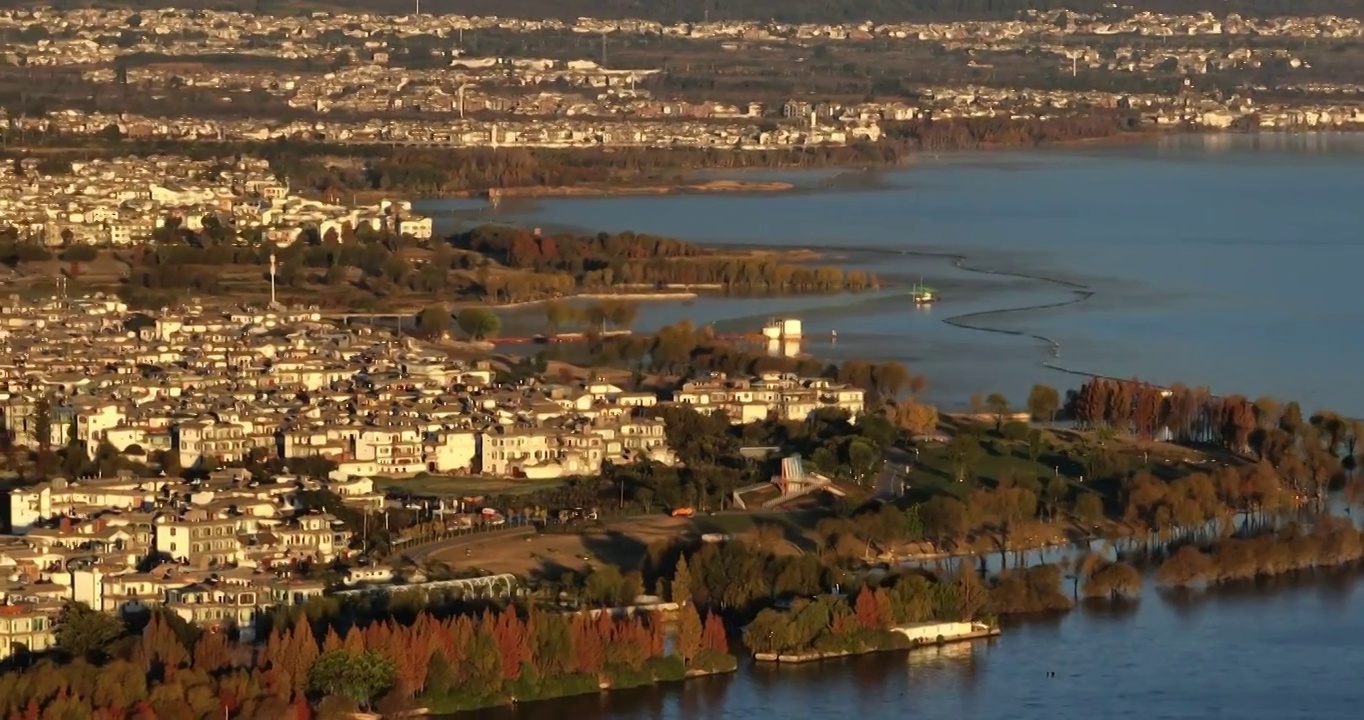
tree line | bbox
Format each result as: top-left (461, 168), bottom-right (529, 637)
top-left (2, 597), bottom-right (736, 718)
top-left (452, 224), bottom-right (877, 293)
top-left (1067, 377), bottom-right (1357, 504)
top-left (1156, 516), bottom-right (1364, 588)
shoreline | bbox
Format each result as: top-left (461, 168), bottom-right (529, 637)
top-left (417, 130), bottom-right (1172, 205)
top-left (780, 242), bottom-right (1156, 395)
top-left (431, 664), bottom-right (738, 717)
top-left (450, 178), bottom-right (797, 200)
top-left (752, 625), bottom-right (1000, 664)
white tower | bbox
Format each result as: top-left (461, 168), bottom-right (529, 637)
top-left (269, 252), bottom-right (277, 307)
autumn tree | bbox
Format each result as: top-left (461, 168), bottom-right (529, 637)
top-left (670, 555), bottom-right (693, 606)
top-left (853, 587), bottom-right (880, 630)
top-left (891, 399), bottom-right (939, 436)
top-left (491, 606), bottom-right (532, 681)
top-left (673, 602), bottom-right (703, 662)
top-left (570, 614), bottom-right (605, 676)
top-left (701, 612), bottom-right (729, 654)
top-left (954, 563), bottom-right (990, 622)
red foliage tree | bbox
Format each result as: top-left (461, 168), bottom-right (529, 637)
top-left (701, 612), bottom-right (729, 653)
top-left (193, 630), bottom-right (232, 674)
top-left (570, 613), bottom-right (606, 676)
top-left (648, 616), bottom-right (666, 657)
top-left (854, 588), bottom-right (880, 630)
top-left (490, 607), bottom-right (532, 680)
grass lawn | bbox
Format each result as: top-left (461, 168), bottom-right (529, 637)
top-left (909, 420), bottom-right (1215, 503)
top-left (379, 474), bottom-right (563, 497)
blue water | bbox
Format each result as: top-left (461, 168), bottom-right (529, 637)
top-left (422, 133), bottom-right (1364, 414)
top-left (479, 571), bottom-right (1364, 720)
top-left (421, 134), bottom-right (1364, 719)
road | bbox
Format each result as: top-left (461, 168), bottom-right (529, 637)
top-left (876, 447), bottom-right (915, 499)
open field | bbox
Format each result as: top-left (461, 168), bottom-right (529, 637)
top-left (379, 475), bottom-right (563, 497)
top-left (430, 510), bottom-right (837, 578)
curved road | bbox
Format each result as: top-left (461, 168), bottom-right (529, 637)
top-left (403, 526), bottom-right (536, 563)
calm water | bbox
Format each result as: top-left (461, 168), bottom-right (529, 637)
top-left (418, 135), bottom-right (1364, 718)
top-left (422, 133), bottom-right (1364, 414)
top-left (477, 571), bottom-right (1364, 720)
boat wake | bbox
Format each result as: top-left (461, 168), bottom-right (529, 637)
top-left (791, 244), bottom-right (1114, 385)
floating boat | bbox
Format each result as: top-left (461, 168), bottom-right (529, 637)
top-left (911, 280), bottom-right (937, 305)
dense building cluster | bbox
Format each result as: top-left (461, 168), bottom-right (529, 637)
top-left (0, 155), bottom-right (431, 248)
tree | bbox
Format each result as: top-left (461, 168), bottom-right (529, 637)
top-left (308, 650), bottom-right (396, 710)
top-left (676, 604), bottom-right (703, 664)
top-left (1027, 384), bottom-right (1060, 423)
top-left (946, 431), bottom-right (982, 483)
top-left (1075, 493), bottom-right (1104, 526)
top-left (415, 304), bottom-right (450, 339)
top-left (984, 393), bottom-right (1011, 428)
top-left (1083, 561), bottom-right (1142, 601)
top-left (854, 588), bottom-right (880, 630)
top-left (55, 602), bottom-right (125, 659)
top-left (846, 438), bottom-right (882, 486)
top-left (456, 308), bottom-right (501, 340)
top-left (954, 563), bottom-right (989, 621)
top-left (701, 612), bottom-right (729, 653)
top-left (893, 400), bottom-right (939, 436)
top-left (671, 556), bottom-right (693, 606)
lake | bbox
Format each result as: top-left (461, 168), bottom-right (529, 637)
top-left (416, 134), bottom-right (1364, 718)
top-left (473, 568), bottom-right (1364, 720)
top-left (421, 133), bottom-right (1364, 414)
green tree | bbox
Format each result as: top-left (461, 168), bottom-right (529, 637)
top-left (456, 307), bottom-right (501, 340)
top-left (55, 602), bottom-right (125, 659)
top-left (61, 417), bottom-right (85, 477)
top-left (985, 393), bottom-right (1011, 428)
top-left (416, 304), bottom-right (450, 339)
top-left (584, 565), bottom-right (627, 606)
top-left (946, 432), bottom-right (983, 483)
top-left (846, 438), bottom-right (882, 486)
top-left (1027, 384), bottom-right (1061, 423)
top-left (308, 650), bottom-right (396, 710)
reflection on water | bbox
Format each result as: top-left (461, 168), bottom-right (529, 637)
top-left (459, 562), bottom-right (1364, 720)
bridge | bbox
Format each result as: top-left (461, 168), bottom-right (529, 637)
top-left (333, 573), bottom-right (518, 600)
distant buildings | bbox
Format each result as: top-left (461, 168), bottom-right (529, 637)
top-left (0, 155), bottom-right (430, 249)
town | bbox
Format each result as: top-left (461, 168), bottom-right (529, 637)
top-left (0, 155), bottom-right (431, 248)
top-left (3, 6), bottom-right (1364, 156)
top-left (0, 293), bottom-right (868, 658)
top-left (1, 1), bottom-right (1363, 715)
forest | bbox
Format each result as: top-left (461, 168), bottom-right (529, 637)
top-left (0, 598), bottom-right (735, 718)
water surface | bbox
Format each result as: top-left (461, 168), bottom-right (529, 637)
top-left (422, 133), bottom-right (1364, 413)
